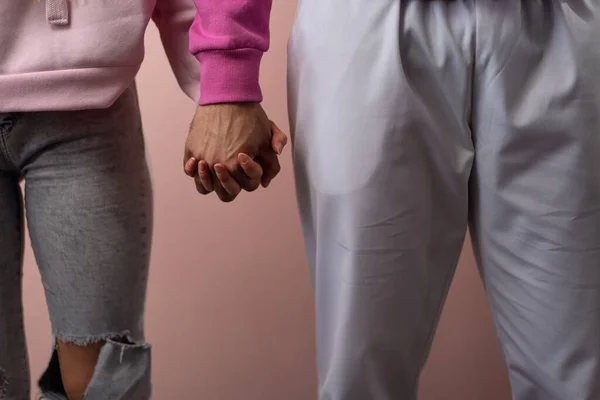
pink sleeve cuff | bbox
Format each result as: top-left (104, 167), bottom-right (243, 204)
top-left (196, 48), bottom-right (263, 105)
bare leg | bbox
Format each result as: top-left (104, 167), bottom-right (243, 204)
top-left (57, 341), bottom-right (103, 400)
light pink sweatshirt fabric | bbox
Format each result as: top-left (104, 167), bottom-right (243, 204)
top-left (0, 0), bottom-right (272, 112)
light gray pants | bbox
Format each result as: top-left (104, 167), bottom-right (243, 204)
top-left (0, 86), bottom-right (152, 400)
top-left (288, 0), bottom-right (600, 398)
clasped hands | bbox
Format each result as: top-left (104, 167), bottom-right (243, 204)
top-left (183, 103), bottom-right (288, 202)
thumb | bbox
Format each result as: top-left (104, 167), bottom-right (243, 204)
top-left (270, 121), bottom-right (288, 155)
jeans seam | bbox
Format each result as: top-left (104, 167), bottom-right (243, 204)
top-left (0, 116), bottom-right (18, 170)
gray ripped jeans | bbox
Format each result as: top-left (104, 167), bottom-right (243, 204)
top-left (0, 85), bottom-right (152, 400)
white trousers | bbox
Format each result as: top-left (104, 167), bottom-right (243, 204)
top-left (288, 1), bottom-right (600, 398)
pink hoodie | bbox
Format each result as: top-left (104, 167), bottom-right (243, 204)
top-left (0, 0), bottom-right (272, 112)
top-left (190, 0), bottom-right (272, 105)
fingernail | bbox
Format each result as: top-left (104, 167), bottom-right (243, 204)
top-left (215, 166), bottom-right (224, 176)
top-left (240, 154), bottom-right (251, 164)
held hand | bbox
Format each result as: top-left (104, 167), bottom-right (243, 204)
top-left (185, 154), bottom-right (262, 199)
top-left (183, 103), bottom-right (287, 202)
top-left (184, 122), bottom-right (288, 198)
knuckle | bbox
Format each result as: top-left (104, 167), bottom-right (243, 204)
top-left (195, 180), bottom-right (210, 195)
top-left (224, 161), bottom-right (239, 171)
top-left (215, 186), bottom-right (231, 202)
top-left (220, 194), bottom-right (235, 203)
top-left (242, 163), bottom-right (256, 175)
top-left (200, 179), bottom-right (211, 187)
top-left (245, 182), bottom-right (260, 192)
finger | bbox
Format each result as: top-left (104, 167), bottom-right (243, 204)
top-left (238, 153), bottom-right (263, 181)
top-left (184, 157), bottom-right (198, 177)
top-left (193, 160), bottom-right (210, 195)
top-left (215, 164), bottom-right (242, 197)
top-left (259, 150), bottom-right (281, 188)
top-left (194, 178), bottom-right (210, 195)
top-left (198, 161), bottom-right (214, 192)
top-left (270, 121), bottom-right (288, 155)
top-left (228, 154), bottom-right (262, 192)
top-left (214, 184), bottom-right (236, 203)
top-left (231, 169), bottom-right (261, 192)
top-left (212, 173), bottom-right (237, 203)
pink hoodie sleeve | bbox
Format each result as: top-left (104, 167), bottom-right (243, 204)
top-left (189, 0), bottom-right (273, 105)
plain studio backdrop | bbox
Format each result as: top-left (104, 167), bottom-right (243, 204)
top-left (21, 2), bottom-right (511, 399)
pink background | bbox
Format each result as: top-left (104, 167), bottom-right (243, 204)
top-left (22, 2), bottom-right (511, 399)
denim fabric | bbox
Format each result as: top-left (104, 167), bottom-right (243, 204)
top-left (0, 85), bottom-right (152, 400)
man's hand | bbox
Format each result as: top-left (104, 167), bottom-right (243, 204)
top-left (184, 103), bottom-right (287, 202)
